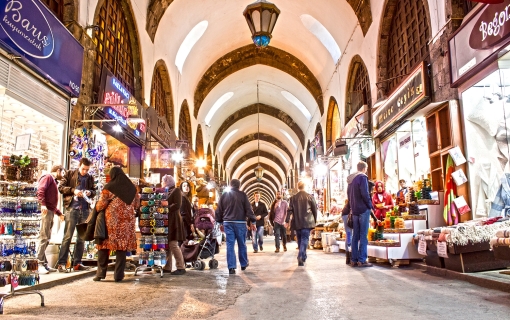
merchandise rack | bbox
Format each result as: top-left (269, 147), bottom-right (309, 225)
top-left (134, 187), bottom-right (169, 278)
top-left (0, 180), bottom-right (44, 314)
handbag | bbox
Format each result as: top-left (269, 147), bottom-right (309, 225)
top-left (347, 213), bottom-right (353, 229)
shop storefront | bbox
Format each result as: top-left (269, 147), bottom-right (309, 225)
top-left (88, 68), bottom-right (146, 178)
top-left (450, 1), bottom-right (510, 219)
top-left (144, 105), bottom-right (176, 183)
top-left (0, 0), bottom-right (83, 173)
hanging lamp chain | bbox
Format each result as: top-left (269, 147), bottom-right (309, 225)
top-left (257, 82), bottom-right (260, 163)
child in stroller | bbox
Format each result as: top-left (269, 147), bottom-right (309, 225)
top-left (180, 208), bottom-right (220, 270)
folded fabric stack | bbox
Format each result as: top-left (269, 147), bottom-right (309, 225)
top-left (490, 229), bottom-right (510, 247)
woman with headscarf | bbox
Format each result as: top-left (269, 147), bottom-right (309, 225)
top-left (372, 180), bottom-right (394, 220)
top-left (93, 167), bottom-right (140, 282)
top-left (179, 181), bottom-right (194, 240)
top-left (162, 174), bottom-right (186, 275)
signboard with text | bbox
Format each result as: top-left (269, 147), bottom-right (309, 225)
top-left (101, 69), bottom-right (146, 140)
top-left (449, 1), bottom-right (510, 87)
top-left (372, 62), bottom-right (429, 137)
top-left (146, 106), bottom-right (176, 147)
top-left (0, 0), bottom-right (84, 96)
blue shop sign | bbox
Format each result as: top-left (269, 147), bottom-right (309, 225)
top-left (0, 0), bottom-right (84, 96)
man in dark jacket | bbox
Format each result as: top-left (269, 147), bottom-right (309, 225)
top-left (251, 191), bottom-right (268, 253)
top-left (56, 158), bottom-right (96, 272)
top-left (286, 181), bottom-right (317, 266)
top-left (36, 165), bottom-right (65, 273)
top-left (347, 161), bottom-right (374, 267)
top-left (215, 179), bottom-right (256, 275)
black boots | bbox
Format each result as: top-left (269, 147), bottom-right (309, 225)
top-left (346, 250), bottom-right (351, 265)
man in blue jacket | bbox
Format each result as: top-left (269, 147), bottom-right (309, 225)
top-left (347, 161), bottom-right (374, 267)
top-left (216, 179), bottom-right (257, 275)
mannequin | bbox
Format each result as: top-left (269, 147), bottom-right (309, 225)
top-left (372, 180), bottom-right (395, 220)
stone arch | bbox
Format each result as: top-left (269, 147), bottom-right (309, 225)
top-left (178, 100), bottom-right (192, 145)
top-left (294, 162), bottom-right (298, 188)
top-left (345, 55), bottom-right (371, 124)
top-left (241, 173), bottom-right (279, 191)
top-left (206, 143), bottom-right (212, 168)
top-left (230, 151), bottom-right (286, 176)
top-left (377, 0), bottom-right (431, 99)
top-left (238, 164), bottom-right (284, 184)
top-left (315, 122), bottom-right (324, 155)
top-left (151, 60), bottom-right (174, 130)
top-left (306, 140), bottom-right (311, 163)
top-left (346, 0), bottom-right (373, 36)
top-left (213, 103), bottom-right (304, 153)
top-left (299, 154), bottom-right (304, 173)
top-left (146, 0), bottom-right (175, 42)
top-left (243, 181), bottom-right (276, 197)
top-left (92, 0), bottom-right (144, 102)
top-left (195, 125), bottom-right (204, 158)
top-left (214, 155), bottom-right (218, 178)
top-left (326, 96), bottom-right (341, 151)
top-left (223, 133), bottom-right (294, 167)
top-left (195, 44), bottom-right (323, 118)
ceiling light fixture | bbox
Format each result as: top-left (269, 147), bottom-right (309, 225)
top-left (243, 0), bottom-right (280, 48)
top-left (254, 82), bottom-right (264, 181)
top-left (112, 124), bottom-right (122, 132)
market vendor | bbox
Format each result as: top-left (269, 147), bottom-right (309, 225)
top-left (396, 179), bottom-right (408, 200)
top-left (372, 180), bottom-right (394, 220)
top-left (329, 198), bottom-right (341, 216)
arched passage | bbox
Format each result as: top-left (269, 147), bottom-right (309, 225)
top-left (178, 100), bottom-right (192, 146)
top-left (326, 97), bottom-right (340, 151)
top-left (345, 55), bottom-right (371, 124)
top-left (151, 60), bottom-right (174, 130)
top-left (195, 125), bottom-right (204, 158)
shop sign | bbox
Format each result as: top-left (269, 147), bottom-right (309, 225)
top-left (372, 62), bottom-right (429, 137)
top-left (146, 106), bottom-right (175, 147)
top-left (0, 0), bottom-right (84, 96)
top-left (398, 132), bottom-right (412, 149)
top-left (449, 1), bottom-right (510, 87)
top-left (102, 71), bottom-right (145, 140)
top-left (341, 105), bottom-right (369, 143)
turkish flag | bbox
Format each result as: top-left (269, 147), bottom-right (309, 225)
top-left (470, 0), bottom-right (504, 4)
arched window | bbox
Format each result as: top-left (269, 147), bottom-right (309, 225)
top-left (41, 0), bottom-right (64, 21)
top-left (196, 126), bottom-right (204, 158)
top-left (151, 69), bottom-right (167, 118)
top-left (345, 56), bottom-right (371, 124)
top-left (93, 0), bottom-right (135, 96)
top-left (386, 0), bottom-right (430, 94)
top-left (179, 101), bottom-right (192, 144)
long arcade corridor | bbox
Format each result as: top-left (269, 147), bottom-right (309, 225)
top-left (2, 237), bottom-right (510, 319)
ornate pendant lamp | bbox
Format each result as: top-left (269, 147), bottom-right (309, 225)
top-left (254, 82), bottom-right (264, 181)
top-left (243, 0), bottom-right (280, 47)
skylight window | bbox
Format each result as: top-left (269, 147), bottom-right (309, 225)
top-left (300, 14), bottom-right (340, 62)
top-left (281, 91), bottom-right (312, 121)
top-left (205, 92), bottom-right (234, 125)
top-left (279, 129), bottom-right (297, 149)
top-left (275, 149), bottom-right (289, 166)
top-left (219, 129), bottom-right (239, 152)
top-left (226, 150), bottom-right (242, 168)
top-left (175, 21), bottom-right (208, 74)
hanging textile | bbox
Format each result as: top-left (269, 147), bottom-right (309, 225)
top-left (444, 154), bottom-right (458, 226)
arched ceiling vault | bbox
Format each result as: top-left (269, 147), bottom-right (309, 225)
top-left (241, 177), bottom-right (278, 195)
top-left (243, 181), bottom-right (276, 198)
top-left (223, 139), bottom-right (291, 171)
top-left (230, 151), bottom-right (286, 177)
top-left (213, 103), bottom-right (304, 153)
top-left (194, 44), bottom-right (323, 117)
top-left (237, 163), bottom-right (284, 185)
top-left (241, 172), bottom-right (280, 192)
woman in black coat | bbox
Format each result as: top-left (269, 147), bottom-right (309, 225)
top-left (179, 181), bottom-right (194, 240)
top-left (161, 175), bottom-right (186, 275)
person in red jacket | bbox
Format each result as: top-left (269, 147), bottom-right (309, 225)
top-left (372, 181), bottom-right (394, 220)
top-left (36, 165), bottom-right (65, 273)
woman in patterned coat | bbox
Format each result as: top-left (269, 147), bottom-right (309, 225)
top-left (93, 167), bottom-right (140, 282)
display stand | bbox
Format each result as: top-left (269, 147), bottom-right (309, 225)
top-left (0, 180), bottom-right (44, 314)
top-left (134, 188), bottom-right (169, 278)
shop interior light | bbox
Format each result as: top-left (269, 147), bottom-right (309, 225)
top-left (15, 115), bottom-right (25, 119)
top-left (206, 182), bottom-right (213, 190)
top-left (26, 120), bottom-right (36, 124)
top-left (112, 124), bottom-right (122, 132)
top-left (151, 149), bottom-right (159, 154)
top-left (172, 152), bottom-right (183, 162)
top-left (24, 128), bottom-right (34, 134)
top-left (3, 110), bottom-right (14, 114)
top-left (224, 186), bottom-right (232, 193)
top-left (39, 126), bottom-right (47, 130)
top-left (301, 171), bottom-right (307, 177)
top-left (127, 115), bottom-right (145, 123)
top-left (314, 163), bottom-right (328, 176)
top-left (196, 159), bottom-right (206, 168)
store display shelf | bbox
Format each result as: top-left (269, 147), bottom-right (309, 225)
top-left (383, 228), bottom-right (413, 234)
top-left (368, 241), bottom-right (401, 247)
top-left (493, 246), bottom-right (510, 261)
top-left (402, 215), bottom-right (426, 220)
top-left (417, 199), bottom-right (439, 205)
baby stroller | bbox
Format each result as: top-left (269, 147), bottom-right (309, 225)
top-left (180, 208), bottom-right (220, 270)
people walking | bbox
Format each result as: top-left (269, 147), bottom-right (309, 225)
top-left (286, 181), bottom-right (317, 266)
top-left (36, 165), bottom-right (65, 273)
top-left (346, 161), bottom-right (374, 267)
top-left (269, 191), bottom-right (288, 253)
top-left (341, 199), bottom-right (352, 264)
top-left (162, 175), bottom-right (187, 275)
top-left (93, 167), bottom-right (140, 282)
top-left (251, 191), bottom-right (268, 253)
top-left (215, 179), bottom-right (256, 275)
top-left (56, 158), bottom-right (96, 272)
top-left (179, 181), bottom-right (195, 240)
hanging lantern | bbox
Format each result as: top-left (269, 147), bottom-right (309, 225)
top-left (243, 0), bottom-right (280, 47)
top-left (254, 164), bottom-right (265, 181)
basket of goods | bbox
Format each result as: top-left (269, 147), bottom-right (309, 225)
top-left (0, 182), bottom-right (7, 196)
top-left (2, 156), bottom-right (10, 166)
top-left (28, 158), bottom-right (38, 168)
top-left (19, 168), bottom-right (34, 182)
top-left (4, 166), bottom-right (18, 181)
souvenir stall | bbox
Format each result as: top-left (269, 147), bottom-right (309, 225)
top-left (450, 2), bottom-right (510, 220)
top-left (416, 217), bottom-right (510, 272)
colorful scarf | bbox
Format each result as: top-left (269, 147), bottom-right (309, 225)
top-left (443, 155), bottom-right (458, 226)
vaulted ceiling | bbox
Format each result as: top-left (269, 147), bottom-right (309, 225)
top-left (146, 0), bottom-right (373, 203)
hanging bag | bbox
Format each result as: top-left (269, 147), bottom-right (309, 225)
top-left (347, 213), bottom-right (353, 229)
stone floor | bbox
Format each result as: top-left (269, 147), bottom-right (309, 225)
top-left (1, 236), bottom-right (510, 319)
